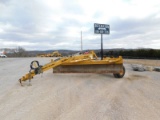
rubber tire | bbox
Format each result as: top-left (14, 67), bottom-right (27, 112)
top-left (113, 66), bottom-right (125, 78)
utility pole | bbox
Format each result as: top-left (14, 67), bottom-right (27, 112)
top-left (81, 31), bottom-right (83, 52)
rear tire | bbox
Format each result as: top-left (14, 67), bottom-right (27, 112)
top-left (113, 66), bottom-right (125, 78)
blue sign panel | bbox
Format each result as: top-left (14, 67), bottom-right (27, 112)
top-left (94, 23), bottom-right (110, 34)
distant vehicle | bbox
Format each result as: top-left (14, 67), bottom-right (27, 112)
top-left (37, 51), bottom-right (62, 57)
top-left (0, 54), bottom-right (7, 58)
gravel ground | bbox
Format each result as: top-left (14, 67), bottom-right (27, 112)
top-left (0, 58), bottom-right (160, 120)
top-left (124, 59), bottom-right (160, 66)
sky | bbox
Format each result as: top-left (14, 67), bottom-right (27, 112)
top-left (0, 0), bottom-right (160, 51)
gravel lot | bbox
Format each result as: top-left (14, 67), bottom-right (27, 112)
top-left (0, 58), bottom-right (160, 120)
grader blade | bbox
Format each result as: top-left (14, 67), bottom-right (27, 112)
top-left (53, 53), bottom-right (124, 76)
top-left (53, 64), bottom-right (123, 73)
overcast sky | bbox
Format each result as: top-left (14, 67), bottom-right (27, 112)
top-left (0, 0), bottom-right (160, 50)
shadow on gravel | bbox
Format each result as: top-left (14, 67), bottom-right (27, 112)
top-left (98, 73), bottom-right (115, 78)
top-left (125, 75), bottom-right (149, 81)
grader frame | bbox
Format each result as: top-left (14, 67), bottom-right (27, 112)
top-left (19, 51), bottom-right (125, 86)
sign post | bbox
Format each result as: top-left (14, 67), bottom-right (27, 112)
top-left (94, 23), bottom-right (110, 60)
top-left (101, 34), bottom-right (103, 60)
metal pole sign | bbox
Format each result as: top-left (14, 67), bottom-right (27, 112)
top-left (94, 23), bottom-right (110, 34)
top-left (94, 23), bottom-right (110, 60)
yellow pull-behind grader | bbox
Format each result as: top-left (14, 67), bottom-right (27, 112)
top-left (19, 51), bottom-right (125, 86)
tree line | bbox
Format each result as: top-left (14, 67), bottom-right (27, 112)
top-left (6, 47), bottom-right (29, 57)
top-left (100, 49), bottom-right (160, 59)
